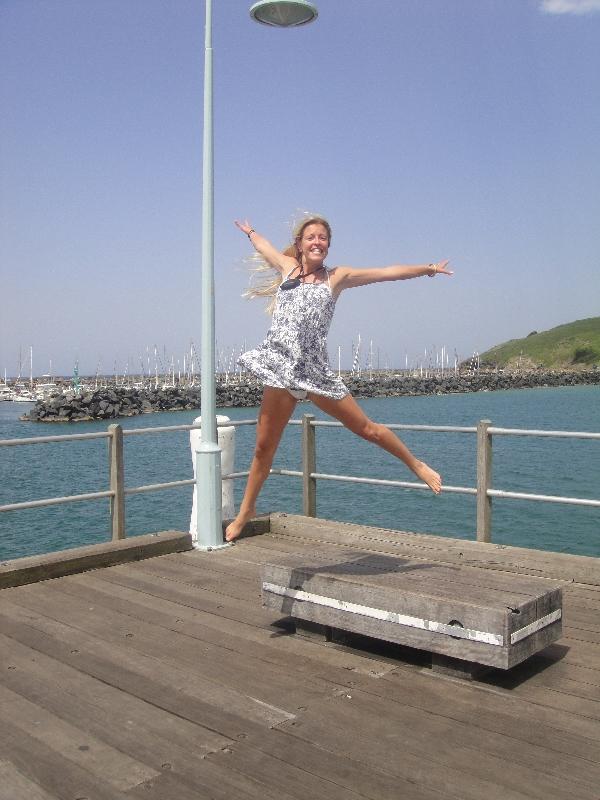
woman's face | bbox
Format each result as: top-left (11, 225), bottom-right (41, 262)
top-left (298, 223), bottom-right (330, 268)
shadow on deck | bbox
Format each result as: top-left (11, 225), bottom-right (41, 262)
top-left (1, 513), bottom-right (599, 799)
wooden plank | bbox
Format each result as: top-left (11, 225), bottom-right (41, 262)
top-left (7, 575), bottom-right (372, 715)
top-left (2, 584), bottom-right (396, 798)
top-left (357, 675), bottom-right (600, 788)
top-left (563, 626), bottom-right (600, 645)
top-left (564, 611), bottom-right (600, 631)
top-left (233, 726), bottom-right (451, 800)
top-left (123, 771), bottom-right (220, 800)
top-left (203, 735), bottom-right (448, 800)
top-left (254, 547), bottom-right (551, 613)
top-left (0, 684), bottom-right (158, 791)
top-left (0, 530), bottom-right (192, 589)
top-left (274, 684), bottom-right (600, 800)
top-left (254, 543), bottom-right (562, 597)
top-left (508, 656), bottom-right (600, 692)
top-left (0, 608), bottom-right (440, 800)
top-left (95, 559), bottom-right (283, 628)
top-left (277, 711), bottom-right (533, 800)
top-left (0, 592), bottom-right (308, 727)
top-left (377, 663), bottom-right (600, 754)
top-left (268, 514), bottom-right (600, 585)
top-left (0, 632), bottom-right (231, 759)
top-left (0, 718), bottom-right (131, 800)
top-left (0, 606), bottom-right (297, 743)
top-left (0, 640), bottom-right (302, 800)
top-left (124, 766), bottom-right (297, 800)
top-left (123, 553), bottom-right (260, 601)
top-left (59, 572), bottom-right (399, 679)
top-left (549, 637), bottom-right (600, 670)
top-left (493, 679), bottom-right (600, 722)
top-left (0, 760), bottom-right (58, 800)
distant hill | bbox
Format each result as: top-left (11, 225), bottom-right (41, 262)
top-left (479, 317), bottom-right (600, 369)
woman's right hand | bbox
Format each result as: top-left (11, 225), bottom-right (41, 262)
top-left (234, 219), bottom-right (253, 236)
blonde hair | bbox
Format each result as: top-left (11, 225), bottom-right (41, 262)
top-left (244, 214), bottom-right (332, 314)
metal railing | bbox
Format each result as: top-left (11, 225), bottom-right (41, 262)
top-left (1, 415), bottom-right (599, 547)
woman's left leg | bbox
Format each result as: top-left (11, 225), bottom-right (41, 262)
top-left (307, 392), bottom-right (442, 494)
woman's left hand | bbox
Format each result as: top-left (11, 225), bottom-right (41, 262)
top-left (432, 260), bottom-right (453, 276)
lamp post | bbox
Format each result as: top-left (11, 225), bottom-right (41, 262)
top-left (196, 0), bottom-right (318, 550)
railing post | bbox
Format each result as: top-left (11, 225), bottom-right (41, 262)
top-left (302, 413), bottom-right (317, 517)
top-left (476, 419), bottom-right (492, 543)
top-left (108, 423), bottom-right (125, 540)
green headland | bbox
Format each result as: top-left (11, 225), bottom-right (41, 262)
top-left (480, 317), bottom-right (600, 369)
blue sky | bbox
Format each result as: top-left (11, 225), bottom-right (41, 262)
top-left (1, 0), bottom-right (599, 378)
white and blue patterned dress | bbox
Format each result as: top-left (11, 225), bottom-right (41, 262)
top-left (238, 268), bottom-right (349, 400)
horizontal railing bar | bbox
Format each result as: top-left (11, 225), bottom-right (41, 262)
top-left (309, 420), bottom-right (477, 433)
top-left (270, 468), bottom-right (303, 477)
top-left (122, 419), bottom-right (258, 437)
top-left (123, 424), bottom-right (201, 437)
top-left (0, 489), bottom-right (114, 513)
top-left (6, 420), bottom-right (596, 447)
top-left (311, 472), bottom-right (477, 495)
top-left (123, 471), bottom-right (252, 496)
top-left (125, 479), bottom-right (194, 495)
top-left (487, 489), bottom-right (600, 507)
top-left (0, 431), bottom-right (112, 447)
top-left (388, 424), bottom-right (477, 433)
top-left (488, 427), bottom-right (600, 440)
top-left (309, 420), bottom-right (600, 439)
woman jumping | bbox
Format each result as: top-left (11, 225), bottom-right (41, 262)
top-left (225, 215), bottom-right (453, 542)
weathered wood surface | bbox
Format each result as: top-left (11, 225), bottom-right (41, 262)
top-left (262, 550), bottom-right (563, 669)
top-left (0, 515), bottom-right (599, 799)
top-left (0, 530), bottom-right (193, 589)
top-left (270, 513), bottom-right (600, 585)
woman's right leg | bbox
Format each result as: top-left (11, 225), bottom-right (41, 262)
top-left (225, 387), bottom-right (297, 541)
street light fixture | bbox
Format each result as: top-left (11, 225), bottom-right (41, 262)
top-left (250, 0), bottom-right (318, 27)
top-left (196, 0), bottom-right (318, 550)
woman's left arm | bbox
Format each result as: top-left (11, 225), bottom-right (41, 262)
top-left (334, 260), bottom-right (453, 291)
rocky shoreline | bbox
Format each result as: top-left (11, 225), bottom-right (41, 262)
top-left (20, 369), bottom-right (600, 422)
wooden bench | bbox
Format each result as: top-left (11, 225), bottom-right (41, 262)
top-left (261, 549), bottom-right (563, 678)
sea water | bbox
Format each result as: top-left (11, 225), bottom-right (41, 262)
top-left (0, 384), bottom-right (599, 561)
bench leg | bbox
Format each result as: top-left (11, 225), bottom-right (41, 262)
top-left (431, 654), bottom-right (488, 681)
top-left (293, 619), bottom-right (330, 642)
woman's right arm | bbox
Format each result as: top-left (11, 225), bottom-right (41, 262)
top-left (234, 220), bottom-right (296, 275)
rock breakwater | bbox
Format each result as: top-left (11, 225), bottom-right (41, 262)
top-left (21, 369), bottom-right (599, 422)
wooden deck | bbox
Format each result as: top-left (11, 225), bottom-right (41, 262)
top-left (1, 513), bottom-right (600, 800)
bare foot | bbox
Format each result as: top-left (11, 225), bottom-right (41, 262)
top-left (414, 461), bottom-right (442, 495)
top-left (225, 507), bottom-right (256, 542)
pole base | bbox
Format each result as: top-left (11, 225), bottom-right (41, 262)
top-left (192, 541), bottom-right (232, 552)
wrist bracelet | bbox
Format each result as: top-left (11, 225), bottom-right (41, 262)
top-left (427, 263), bottom-right (437, 277)
top-left (247, 229), bottom-right (255, 239)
